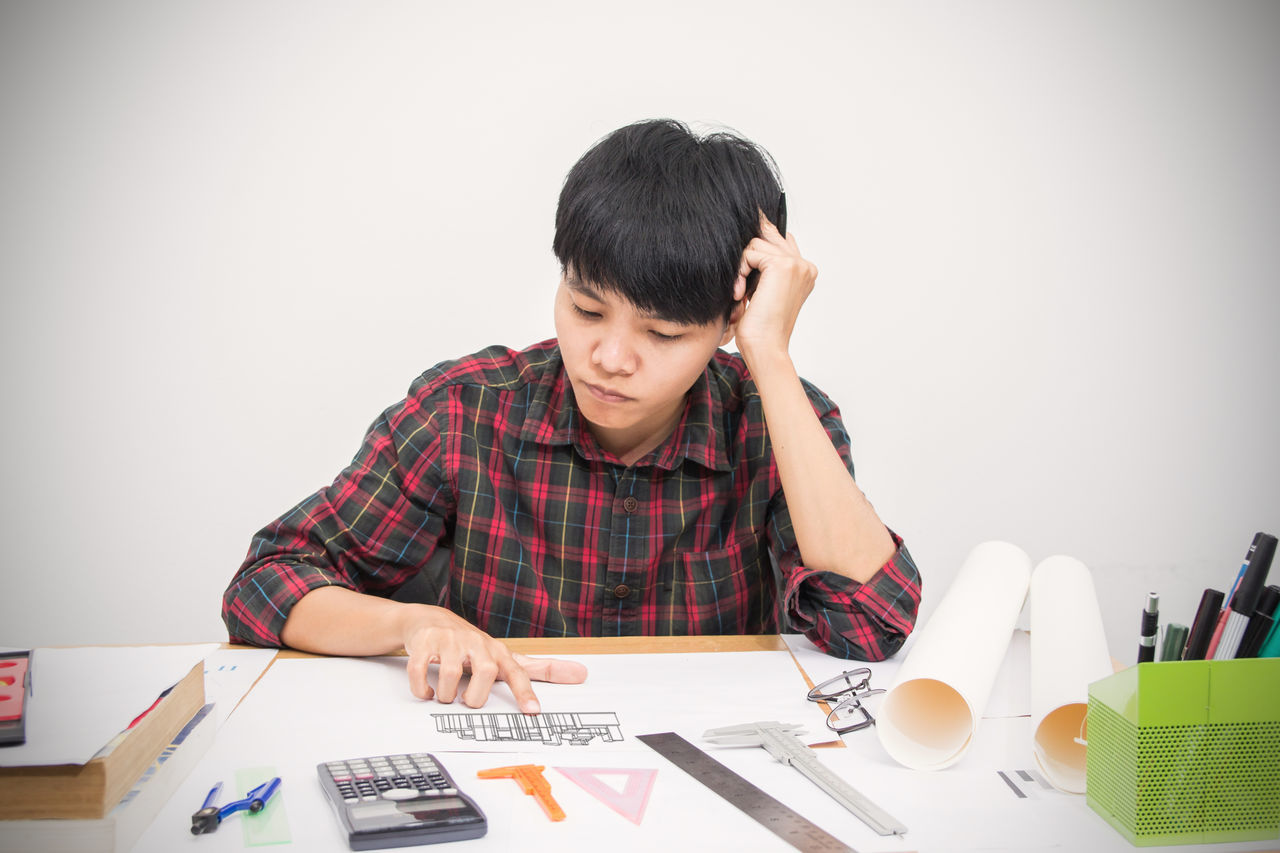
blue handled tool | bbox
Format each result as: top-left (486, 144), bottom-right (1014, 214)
top-left (191, 777), bottom-right (282, 835)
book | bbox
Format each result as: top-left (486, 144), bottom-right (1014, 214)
top-left (0, 660), bottom-right (205, 820)
top-left (0, 703), bottom-right (215, 852)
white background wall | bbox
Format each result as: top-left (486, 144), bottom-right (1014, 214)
top-left (2, 1), bottom-right (1277, 660)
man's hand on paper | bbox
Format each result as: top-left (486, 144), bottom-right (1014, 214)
top-left (401, 606), bottom-right (587, 713)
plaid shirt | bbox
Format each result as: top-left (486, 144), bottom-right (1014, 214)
top-left (223, 340), bottom-right (920, 659)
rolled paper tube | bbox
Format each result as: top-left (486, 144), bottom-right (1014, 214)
top-left (877, 541), bottom-right (1032, 770)
top-left (1029, 556), bottom-right (1113, 793)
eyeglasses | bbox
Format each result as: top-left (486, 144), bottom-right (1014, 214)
top-left (806, 668), bottom-right (885, 735)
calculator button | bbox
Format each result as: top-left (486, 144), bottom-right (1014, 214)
top-left (381, 788), bottom-right (420, 801)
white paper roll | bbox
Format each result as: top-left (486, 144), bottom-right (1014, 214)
top-left (877, 541), bottom-right (1032, 770)
top-left (1029, 555), bottom-right (1113, 793)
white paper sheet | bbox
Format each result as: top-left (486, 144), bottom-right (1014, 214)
top-left (0, 644), bottom-right (218, 766)
top-left (128, 651), bottom-right (1279, 853)
top-left (135, 744), bottom-right (817, 853)
top-left (766, 737), bottom-right (1280, 853)
top-left (727, 714), bottom-right (1280, 853)
top-left (1029, 555), bottom-right (1113, 793)
top-left (877, 541), bottom-right (1032, 769)
top-left (202, 647), bottom-right (276, 727)
top-left (130, 650), bottom-right (837, 853)
top-left (175, 650), bottom-right (831, 760)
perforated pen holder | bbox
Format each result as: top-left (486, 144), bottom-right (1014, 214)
top-left (1086, 658), bottom-right (1280, 847)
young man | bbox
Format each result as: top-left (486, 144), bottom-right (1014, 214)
top-left (223, 119), bottom-right (921, 714)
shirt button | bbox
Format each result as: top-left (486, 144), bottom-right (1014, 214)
top-left (612, 584), bottom-right (631, 599)
top-left (622, 496), bottom-right (639, 513)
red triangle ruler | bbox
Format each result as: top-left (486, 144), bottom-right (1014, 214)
top-left (554, 767), bottom-right (658, 825)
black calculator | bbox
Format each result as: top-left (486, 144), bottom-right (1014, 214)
top-left (317, 753), bottom-right (487, 850)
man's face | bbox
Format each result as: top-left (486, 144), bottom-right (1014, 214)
top-left (554, 274), bottom-right (735, 462)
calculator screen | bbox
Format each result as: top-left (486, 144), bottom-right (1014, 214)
top-left (402, 798), bottom-right (468, 816)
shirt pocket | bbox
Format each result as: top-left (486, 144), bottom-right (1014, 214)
top-left (677, 536), bottom-right (776, 636)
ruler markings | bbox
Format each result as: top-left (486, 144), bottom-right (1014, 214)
top-left (637, 732), bottom-right (856, 853)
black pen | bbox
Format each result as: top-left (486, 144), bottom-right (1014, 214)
top-left (1137, 592), bottom-right (1159, 664)
top-left (1236, 585), bottom-right (1280, 659)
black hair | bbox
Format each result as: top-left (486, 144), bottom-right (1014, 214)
top-left (552, 119), bottom-right (783, 326)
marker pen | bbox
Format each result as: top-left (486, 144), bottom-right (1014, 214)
top-left (1213, 532), bottom-right (1277, 660)
top-left (1160, 623), bottom-right (1189, 662)
top-left (1260, 616), bottom-right (1280, 658)
top-left (1236, 585), bottom-right (1280, 659)
top-left (1137, 593), bottom-right (1159, 663)
top-left (1183, 588), bottom-right (1224, 660)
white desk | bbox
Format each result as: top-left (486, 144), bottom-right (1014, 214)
top-left (128, 636), bottom-right (1278, 853)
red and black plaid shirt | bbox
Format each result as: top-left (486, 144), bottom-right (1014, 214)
top-left (223, 340), bottom-right (920, 659)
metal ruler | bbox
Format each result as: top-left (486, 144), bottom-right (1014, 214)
top-left (637, 732), bottom-right (857, 853)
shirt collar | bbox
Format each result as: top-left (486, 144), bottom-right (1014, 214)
top-left (517, 343), bottom-right (733, 472)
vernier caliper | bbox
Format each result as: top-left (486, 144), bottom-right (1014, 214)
top-left (703, 721), bottom-right (908, 837)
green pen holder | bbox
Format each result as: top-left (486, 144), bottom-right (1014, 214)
top-left (1086, 658), bottom-right (1280, 846)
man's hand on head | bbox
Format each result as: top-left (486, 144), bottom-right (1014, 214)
top-left (732, 210), bottom-right (818, 364)
top-left (400, 605), bottom-right (588, 713)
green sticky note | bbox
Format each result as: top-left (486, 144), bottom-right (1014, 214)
top-left (234, 767), bottom-right (291, 847)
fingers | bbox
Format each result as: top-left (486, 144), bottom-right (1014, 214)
top-left (758, 208), bottom-right (782, 240)
top-left (405, 649), bottom-right (436, 701)
top-left (513, 653), bottom-right (589, 684)
top-left (497, 658), bottom-right (542, 715)
top-left (409, 635), bottom-right (493, 707)
top-left (434, 653), bottom-right (466, 704)
top-left (400, 609), bottom-right (588, 712)
top-left (404, 631), bottom-right (559, 714)
top-left (461, 655), bottom-right (501, 710)
top-left (757, 208), bottom-right (798, 249)
top-left (739, 209), bottom-right (803, 289)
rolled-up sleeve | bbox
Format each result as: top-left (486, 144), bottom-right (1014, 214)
top-left (767, 386), bottom-right (922, 660)
top-left (222, 379), bottom-right (455, 647)
top-left (780, 531), bottom-right (920, 660)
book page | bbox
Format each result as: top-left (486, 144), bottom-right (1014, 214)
top-left (0, 644), bottom-right (217, 766)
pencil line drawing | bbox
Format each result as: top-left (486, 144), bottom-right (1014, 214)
top-left (432, 711), bottom-right (624, 745)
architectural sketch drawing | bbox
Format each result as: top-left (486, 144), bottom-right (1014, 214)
top-left (432, 711), bottom-right (624, 745)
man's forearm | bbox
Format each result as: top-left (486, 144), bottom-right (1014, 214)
top-left (280, 585), bottom-right (429, 655)
top-left (744, 348), bottom-right (895, 584)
